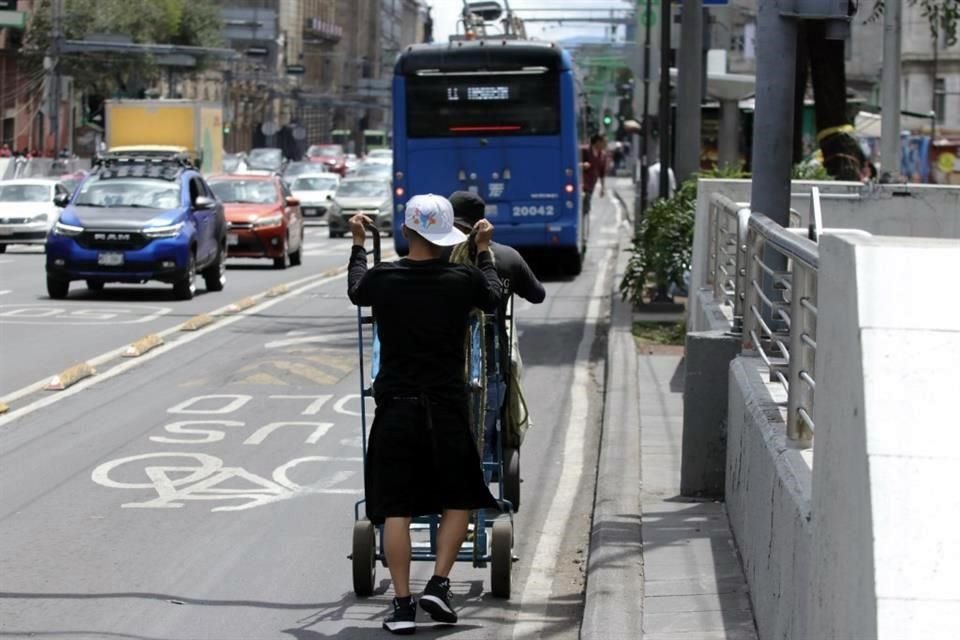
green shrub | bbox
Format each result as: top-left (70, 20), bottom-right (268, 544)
top-left (620, 167), bottom-right (748, 306)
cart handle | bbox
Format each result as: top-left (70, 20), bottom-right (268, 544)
top-left (363, 221), bottom-right (381, 264)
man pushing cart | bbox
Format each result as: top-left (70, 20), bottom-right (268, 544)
top-left (347, 194), bottom-right (510, 635)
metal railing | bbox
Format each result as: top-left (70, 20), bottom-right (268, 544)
top-left (741, 212), bottom-right (819, 446)
top-left (706, 190), bottom-right (824, 447)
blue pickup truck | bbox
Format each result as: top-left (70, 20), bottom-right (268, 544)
top-left (46, 155), bottom-right (227, 300)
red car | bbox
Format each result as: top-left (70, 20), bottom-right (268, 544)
top-left (306, 144), bottom-right (347, 176)
top-left (207, 174), bottom-right (304, 269)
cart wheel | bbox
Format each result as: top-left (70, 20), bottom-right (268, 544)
top-left (503, 446), bottom-right (520, 512)
top-left (491, 519), bottom-right (512, 598)
top-left (352, 520), bottom-right (376, 597)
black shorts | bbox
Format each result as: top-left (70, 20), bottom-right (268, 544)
top-left (364, 396), bottom-right (498, 525)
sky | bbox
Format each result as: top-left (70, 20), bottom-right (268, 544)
top-left (426, 0), bottom-right (632, 44)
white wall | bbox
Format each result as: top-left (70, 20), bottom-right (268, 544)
top-left (726, 357), bottom-right (813, 640)
top-left (809, 233), bottom-right (960, 639)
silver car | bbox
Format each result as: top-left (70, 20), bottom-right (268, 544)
top-left (0, 178), bottom-right (71, 252)
top-left (326, 178), bottom-right (392, 238)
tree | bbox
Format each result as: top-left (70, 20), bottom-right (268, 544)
top-left (22, 0), bottom-right (223, 97)
top-left (866, 0), bottom-right (959, 46)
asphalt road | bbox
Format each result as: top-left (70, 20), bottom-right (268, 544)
top-left (0, 223), bottom-right (359, 398)
top-left (0, 192), bottom-right (624, 639)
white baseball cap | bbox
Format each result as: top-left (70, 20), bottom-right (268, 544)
top-left (403, 194), bottom-right (466, 247)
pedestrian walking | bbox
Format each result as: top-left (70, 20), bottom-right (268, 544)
top-left (646, 161), bottom-right (676, 207)
top-left (447, 191), bottom-right (545, 480)
top-left (580, 133), bottom-right (607, 216)
top-left (347, 194), bottom-right (502, 635)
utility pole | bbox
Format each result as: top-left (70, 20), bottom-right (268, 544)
top-left (658, 0), bottom-right (671, 199)
top-left (881, 0), bottom-right (901, 180)
top-left (636, 0), bottom-right (653, 225)
top-left (676, 0), bottom-right (703, 183)
top-left (48, 0), bottom-right (64, 154)
top-left (749, 0), bottom-right (798, 226)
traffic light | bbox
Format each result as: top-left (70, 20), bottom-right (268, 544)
top-left (602, 110), bottom-right (613, 128)
top-left (223, 122), bottom-right (231, 135)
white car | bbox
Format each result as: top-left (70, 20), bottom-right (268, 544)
top-left (289, 173), bottom-right (341, 220)
top-left (0, 178), bottom-right (71, 253)
top-left (364, 149), bottom-right (393, 165)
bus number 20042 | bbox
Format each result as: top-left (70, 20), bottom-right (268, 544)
top-left (512, 205), bottom-right (556, 217)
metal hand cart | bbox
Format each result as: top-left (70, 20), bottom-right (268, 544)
top-left (350, 224), bottom-right (515, 599)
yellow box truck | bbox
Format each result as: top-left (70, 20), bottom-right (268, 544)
top-left (105, 100), bottom-right (224, 175)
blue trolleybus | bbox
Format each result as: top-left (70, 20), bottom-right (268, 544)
top-left (391, 39), bottom-right (585, 274)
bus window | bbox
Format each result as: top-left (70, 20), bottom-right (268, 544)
top-left (405, 73), bottom-right (560, 138)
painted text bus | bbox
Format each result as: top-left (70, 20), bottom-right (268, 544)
top-left (391, 40), bottom-right (585, 274)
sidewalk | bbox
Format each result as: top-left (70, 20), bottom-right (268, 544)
top-left (581, 183), bottom-right (757, 639)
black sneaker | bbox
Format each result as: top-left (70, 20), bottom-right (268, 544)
top-left (420, 575), bottom-right (457, 624)
top-left (383, 596), bottom-right (417, 635)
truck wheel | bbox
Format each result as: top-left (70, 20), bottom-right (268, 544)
top-left (562, 249), bottom-right (583, 277)
top-left (173, 254), bottom-right (196, 300)
top-left (490, 518), bottom-right (513, 598)
top-left (352, 520), bottom-right (377, 597)
top-left (47, 276), bottom-right (69, 299)
top-left (0, 245), bottom-right (6, 253)
top-left (503, 447), bottom-right (521, 512)
top-left (202, 244), bottom-right (226, 292)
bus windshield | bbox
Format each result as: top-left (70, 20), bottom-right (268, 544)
top-left (405, 73), bottom-right (560, 138)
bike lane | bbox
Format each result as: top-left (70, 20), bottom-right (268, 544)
top-left (0, 193), bottom-right (621, 638)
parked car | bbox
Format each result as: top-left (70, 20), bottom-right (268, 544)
top-left (289, 173), bottom-right (340, 220)
top-left (245, 147), bottom-right (285, 173)
top-left (45, 156), bottom-right (227, 300)
top-left (207, 174), bottom-right (304, 269)
top-left (0, 178), bottom-right (71, 253)
top-left (326, 177), bottom-right (392, 238)
top-left (306, 144), bottom-right (347, 176)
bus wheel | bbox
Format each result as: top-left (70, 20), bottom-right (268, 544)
top-left (562, 249), bottom-right (583, 276)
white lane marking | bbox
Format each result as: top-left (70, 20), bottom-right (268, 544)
top-left (0, 290), bottom-right (10, 296)
top-left (0, 260), bottom-right (13, 265)
top-left (512, 201), bottom-right (621, 638)
top-left (263, 335), bottom-right (341, 349)
top-left (0, 304), bottom-right (171, 325)
top-left (0, 270), bottom-right (351, 428)
top-left (0, 252), bottom-right (395, 409)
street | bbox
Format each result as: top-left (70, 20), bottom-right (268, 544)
top-left (0, 193), bottom-right (624, 638)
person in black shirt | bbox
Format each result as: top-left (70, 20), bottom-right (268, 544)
top-left (347, 193), bottom-right (501, 635)
top-left (447, 191), bottom-right (546, 482)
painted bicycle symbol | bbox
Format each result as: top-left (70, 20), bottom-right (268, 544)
top-left (91, 452), bottom-right (360, 512)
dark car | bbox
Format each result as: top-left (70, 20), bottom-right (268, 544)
top-left (207, 174), bottom-right (305, 269)
top-left (45, 156), bottom-right (227, 300)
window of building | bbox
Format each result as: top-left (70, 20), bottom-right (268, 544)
top-left (934, 77), bottom-right (946, 124)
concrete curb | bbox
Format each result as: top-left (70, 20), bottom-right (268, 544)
top-left (226, 296), bottom-right (257, 314)
top-left (181, 314), bottom-right (216, 332)
top-left (582, 189), bottom-right (645, 639)
top-left (123, 334), bottom-right (164, 358)
top-left (45, 363), bottom-right (96, 391)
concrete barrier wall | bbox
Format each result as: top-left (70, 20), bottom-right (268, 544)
top-left (726, 357), bottom-right (813, 640)
top-left (808, 234), bottom-right (960, 639)
top-left (725, 233), bottom-right (960, 640)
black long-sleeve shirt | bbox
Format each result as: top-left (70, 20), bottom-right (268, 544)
top-left (348, 245), bottom-right (502, 399)
top-left (440, 241), bottom-right (545, 305)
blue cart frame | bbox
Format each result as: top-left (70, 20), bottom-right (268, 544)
top-left (349, 225), bottom-right (515, 599)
